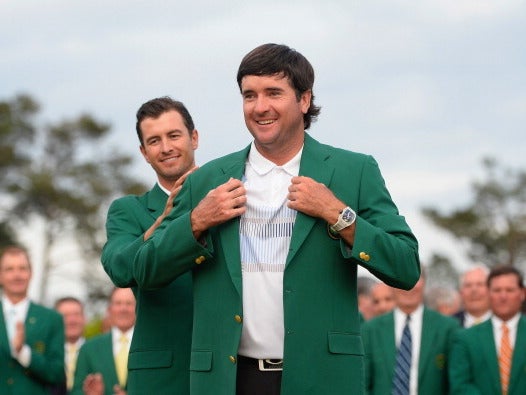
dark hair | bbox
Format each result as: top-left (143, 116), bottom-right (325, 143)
top-left (135, 97), bottom-right (195, 145)
top-left (236, 43), bottom-right (321, 130)
top-left (487, 265), bottom-right (524, 289)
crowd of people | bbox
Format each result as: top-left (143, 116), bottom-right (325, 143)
top-left (0, 42), bottom-right (524, 395)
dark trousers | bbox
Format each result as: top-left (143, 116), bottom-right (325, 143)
top-left (236, 356), bottom-right (282, 395)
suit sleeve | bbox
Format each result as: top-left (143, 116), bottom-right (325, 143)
top-left (102, 197), bottom-right (147, 287)
top-left (133, 177), bottom-right (212, 289)
top-left (347, 155), bottom-right (420, 290)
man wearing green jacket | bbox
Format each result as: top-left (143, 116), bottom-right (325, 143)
top-left (72, 287), bottom-right (136, 395)
top-left (134, 43), bottom-right (420, 395)
top-left (362, 273), bottom-right (459, 394)
top-left (449, 265), bottom-right (526, 395)
top-left (101, 97), bottom-right (198, 394)
top-left (0, 245), bottom-right (65, 395)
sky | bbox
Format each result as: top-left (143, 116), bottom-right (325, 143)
top-left (1, 0), bottom-right (525, 304)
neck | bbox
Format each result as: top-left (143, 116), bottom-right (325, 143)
top-left (6, 294), bottom-right (26, 305)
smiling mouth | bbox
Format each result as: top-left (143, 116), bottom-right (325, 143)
top-left (161, 156), bottom-right (179, 162)
top-left (257, 120), bottom-right (275, 125)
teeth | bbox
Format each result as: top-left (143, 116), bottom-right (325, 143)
top-left (258, 120), bottom-right (274, 125)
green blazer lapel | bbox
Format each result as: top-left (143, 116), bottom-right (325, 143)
top-left (418, 309), bottom-right (437, 381)
top-left (287, 134), bottom-right (334, 266)
top-left (509, 316), bottom-right (526, 394)
top-left (382, 313), bottom-right (397, 379)
top-left (146, 183), bottom-right (168, 217)
top-left (0, 309), bottom-right (9, 354)
top-left (216, 146), bottom-right (250, 296)
top-left (479, 320), bottom-right (501, 394)
top-left (24, 303), bottom-right (40, 344)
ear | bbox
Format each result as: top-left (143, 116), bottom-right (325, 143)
top-left (300, 90), bottom-right (312, 114)
top-left (191, 129), bottom-right (199, 150)
top-left (139, 145), bottom-right (151, 164)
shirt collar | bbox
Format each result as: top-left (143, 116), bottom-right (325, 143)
top-left (112, 326), bottom-right (134, 341)
top-left (157, 182), bottom-right (170, 196)
top-left (2, 296), bottom-right (30, 312)
top-left (394, 304), bottom-right (424, 323)
top-left (247, 142), bottom-right (303, 177)
top-left (492, 312), bottom-right (521, 330)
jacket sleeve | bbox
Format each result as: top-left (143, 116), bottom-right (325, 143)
top-left (133, 178), bottom-right (212, 289)
top-left (347, 155), bottom-right (420, 290)
top-left (101, 197), bottom-right (148, 287)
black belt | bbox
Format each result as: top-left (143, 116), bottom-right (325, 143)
top-left (237, 355), bottom-right (283, 371)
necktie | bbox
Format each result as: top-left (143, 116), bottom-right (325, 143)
top-left (392, 315), bottom-right (412, 395)
top-left (499, 323), bottom-right (512, 395)
top-left (115, 334), bottom-right (129, 387)
top-left (66, 343), bottom-right (78, 390)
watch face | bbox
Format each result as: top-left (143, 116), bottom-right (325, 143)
top-left (342, 208), bottom-right (354, 222)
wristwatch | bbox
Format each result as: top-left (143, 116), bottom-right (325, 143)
top-left (330, 206), bottom-right (356, 233)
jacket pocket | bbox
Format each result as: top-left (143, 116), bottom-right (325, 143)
top-left (128, 350), bottom-right (173, 370)
top-left (190, 350), bottom-right (213, 372)
top-left (328, 332), bottom-right (364, 356)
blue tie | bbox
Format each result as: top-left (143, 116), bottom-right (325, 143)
top-left (392, 315), bottom-right (411, 395)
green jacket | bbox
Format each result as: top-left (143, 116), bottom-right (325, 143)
top-left (362, 307), bottom-right (459, 395)
top-left (71, 332), bottom-right (118, 395)
top-left (101, 183), bottom-right (192, 394)
top-left (134, 133), bottom-right (420, 395)
top-left (449, 316), bottom-right (526, 395)
top-left (0, 302), bottom-right (65, 395)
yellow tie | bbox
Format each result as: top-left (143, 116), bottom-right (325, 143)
top-left (499, 323), bottom-right (512, 395)
top-left (115, 334), bottom-right (129, 387)
top-left (66, 343), bottom-right (78, 390)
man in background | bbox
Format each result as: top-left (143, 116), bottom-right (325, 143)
top-left (363, 271), bottom-right (459, 395)
top-left (454, 265), bottom-right (491, 327)
top-left (370, 281), bottom-right (396, 317)
top-left (101, 97), bottom-right (198, 394)
top-left (72, 287), bottom-right (135, 395)
top-left (449, 265), bottom-right (526, 395)
top-left (0, 245), bottom-right (65, 395)
top-left (54, 296), bottom-right (87, 394)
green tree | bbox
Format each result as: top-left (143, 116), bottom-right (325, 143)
top-left (422, 158), bottom-right (526, 268)
top-left (0, 94), bottom-right (147, 304)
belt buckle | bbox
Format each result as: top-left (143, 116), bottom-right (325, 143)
top-left (258, 359), bottom-right (283, 371)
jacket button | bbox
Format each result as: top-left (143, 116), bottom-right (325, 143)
top-left (234, 315), bottom-right (242, 323)
top-left (229, 355), bottom-right (237, 364)
top-left (195, 256), bottom-right (206, 264)
top-left (359, 252), bottom-right (370, 262)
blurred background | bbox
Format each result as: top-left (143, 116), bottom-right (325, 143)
top-left (1, 0), bottom-right (525, 318)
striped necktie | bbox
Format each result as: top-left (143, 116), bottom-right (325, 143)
top-left (499, 323), bottom-right (512, 395)
top-left (392, 315), bottom-right (411, 395)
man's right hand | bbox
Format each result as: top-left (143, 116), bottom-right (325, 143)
top-left (190, 178), bottom-right (247, 239)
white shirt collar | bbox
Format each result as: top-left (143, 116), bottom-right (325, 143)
top-left (157, 182), bottom-right (170, 196)
top-left (491, 312), bottom-right (521, 330)
top-left (247, 142), bottom-right (303, 177)
top-left (2, 296), bottom-right (30, 317)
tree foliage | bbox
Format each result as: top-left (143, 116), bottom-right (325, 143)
top-left (0, 94), bottom-right (148, 304)
top-left (422, 158), bottom-right (526, 268)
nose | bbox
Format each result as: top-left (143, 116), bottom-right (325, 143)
top-left (254, 96), bottom-right (270, 113)
top-left (160, 137), bottom-right (173, 153)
